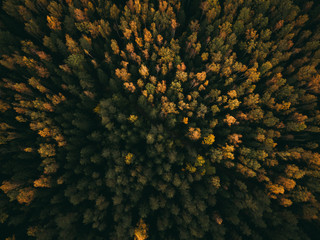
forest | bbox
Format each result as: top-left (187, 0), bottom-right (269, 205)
top-left (0, 0), bottom-right (319, 239)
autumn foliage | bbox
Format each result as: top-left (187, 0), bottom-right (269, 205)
top-left (0, 0), bottom-right (320, 239)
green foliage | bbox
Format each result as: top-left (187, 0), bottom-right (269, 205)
top-left (0, 0), bottom-right (320, 239)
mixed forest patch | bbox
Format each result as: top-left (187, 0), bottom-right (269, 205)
top-left (0, 0), bottom-right (320, 239)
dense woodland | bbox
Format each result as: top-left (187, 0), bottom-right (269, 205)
top-left (0, 0), bottom-right (320, 239)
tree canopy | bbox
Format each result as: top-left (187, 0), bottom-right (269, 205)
top-left (0, 0), bottom-right (320, 239)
